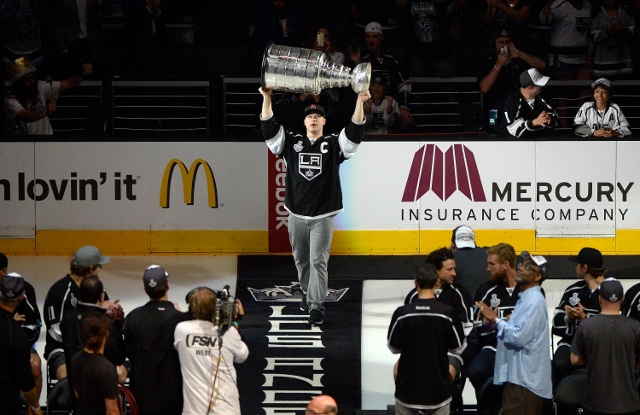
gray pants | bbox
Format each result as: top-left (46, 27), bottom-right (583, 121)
top-left (288, 213), bottom-right (335, 313)
top-left (395, 400), bottom-right (450, 415)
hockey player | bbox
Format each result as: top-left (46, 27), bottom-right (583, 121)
top-left (259, 86), bottom-right (370, 325)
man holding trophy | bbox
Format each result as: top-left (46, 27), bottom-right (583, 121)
top-left (258, 42), bottom-right (370, 325)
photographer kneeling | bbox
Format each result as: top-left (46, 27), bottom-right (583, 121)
top-left (174, 287), bottom-right (248, 415)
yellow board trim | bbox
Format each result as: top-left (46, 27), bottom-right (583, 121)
top-left (1, 229), bottom-right (639, 255)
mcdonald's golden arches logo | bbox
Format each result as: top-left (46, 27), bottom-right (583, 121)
top-left (159, 159), bottom-right (218, 208)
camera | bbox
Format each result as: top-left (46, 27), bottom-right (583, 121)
top-left (500, 45), bottom-right (508, 54)
top-left (214, 285), bottom-right (236, 335)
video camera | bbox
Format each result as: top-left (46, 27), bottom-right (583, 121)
top-left (214, 285), bottom-right (236, 336)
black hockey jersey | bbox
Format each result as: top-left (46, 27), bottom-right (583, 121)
top-left (262, 115), bottom-right (363, 219)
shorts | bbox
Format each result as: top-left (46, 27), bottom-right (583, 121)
top-left (47, 351), bottom-right (66, 380)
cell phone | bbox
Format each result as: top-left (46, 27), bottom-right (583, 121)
top-left (317, 32), bottom-right (324, 47)
top-left (500, 45), bottom-right (508, 54)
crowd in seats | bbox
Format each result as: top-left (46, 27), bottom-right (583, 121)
top-left (1, 0), bottom-right (639, 136)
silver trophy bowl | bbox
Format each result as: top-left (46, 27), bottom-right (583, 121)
top-left (261, 42), bottom-right (371, 94)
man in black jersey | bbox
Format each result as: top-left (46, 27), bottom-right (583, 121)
top-left (552, 247), bottom-right (605, 387)
top-left (388, 262), bottom-right (466, 415)
top-left (259, 86), bottom-right (370, 325)
top-left (0, 253), bottom-right (43, 415)
top-left (123, 265), bottom-right (188, 415)
top-left (43, 245), bottom-right (116, 381)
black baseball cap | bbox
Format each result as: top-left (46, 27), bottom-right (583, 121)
top-left (143, 265), bottom-right (169, 289)
top-left (304, 104), bottom-right (325, 118)
top-left (569, 247), bottom-right (603, 268)
top-left (1, 272), bottom-right (25, 299)
top-left (599, 277), bottom-right (623, 302)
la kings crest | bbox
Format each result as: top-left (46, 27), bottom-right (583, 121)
top-left (299, 152), bottom-right (323, 181)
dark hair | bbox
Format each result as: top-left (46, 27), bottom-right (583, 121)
top-left (79, 276), bottom-right (104, 303)
top-left (415, 263), bottom-right (439, 290)
top-left (425, 247), bottom-right (455, 271)
top-left (82, 313), bottom-right (110, 353)
top-left (586, 266), bottom-right (606, 278)
top-left (487, 243), bottom-right (516, 268)
top-left (187, 287), bottom-right (217, 321)
top-left (70, 259), bottom-right (100, 278)
top-left (0, 253), bottom-right (7, 269)
top-left (145, 284), bottom-right (168, 300)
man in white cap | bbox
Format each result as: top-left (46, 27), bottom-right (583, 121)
top-left (477, 251), bottom-right (552, 415)
top-left (449, 225), bottom-right (488, 298)
top-left (3, 56), bottom-right (92, 135)
top-left (350, 21), bottom-right (414, 132)
top-left (123, 265), bottom-right (188, 415)
top-left (571, 278), bottom-right (640, 415)
top-left (502, 68), bottom-right (557, 138)
top-left (43, 245), bottom-right (113, 381)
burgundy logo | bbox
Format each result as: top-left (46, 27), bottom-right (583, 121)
top-left (402, 144), bottom-right (486, 202)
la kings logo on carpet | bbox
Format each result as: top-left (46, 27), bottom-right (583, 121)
top-left (236, 276), bottom-right (362, 415)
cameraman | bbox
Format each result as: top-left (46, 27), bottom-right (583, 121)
top-left (174, 287), bottom-right (248, 415)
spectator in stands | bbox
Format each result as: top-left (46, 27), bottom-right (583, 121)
top-left (571, 278), bottom-right (640, 415)
top-left (467, 243), bottom-right (520, 414)
top-left (388, 262), bottom-right (466, 415)
top-left (0, 253), bottom-right (42, 415)
top-left (122, 0), bottom-right (170, 79)
top-left (0, 0), bottom-right (47, 79)
top-left (174, 287), bottom-right (248, 414)
top-left (194, 0), bottom-right (254, 78)
top-left (484, 0), bottom-right (533, 48)
top-left (350, 0), bottom-right (405, 57)
top-left (61, 276), bottom-right (127, 412)
top-left (397, 0), bottom-right (457, 78)
top-left (43, 245), bottom-right (114, 382)
top-left (0, 273), bottom-right (43, 415)
top-left (306, 395), bottom-right (338, 415)
top-left (53, 0), bottom-right (108, 78)
top-left (591, 0), bottom-right (635, 79)
top-left (477, 252), bottom-right (552, 415)
top-left (70, 313), bottom-right (120, 415)
top-left (350, 22), bottom-right (415, 133)
top-left (4, 57), bottom-right (93, 135)
top-left (255, 0), bottom-right (305, 53)
top-left (364, 71), bottom-right (400, 135)
top-left (501, 68), bottom-right (557, 137)
top-left (574, 77), bottom-right (632, 138)
top-left (123, 265), bottom-right (188, 415)
top-left (538, 0), bottom-right (592, 80)
top-left (479, 28), bottom-right (546, 132)
top-left (551, 247), bottom-right (605, 387)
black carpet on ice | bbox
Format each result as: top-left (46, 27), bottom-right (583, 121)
top-left (236, 255), bottom-right (368, 415)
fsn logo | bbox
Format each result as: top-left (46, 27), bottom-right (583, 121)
top-left (402, 144), bottom-right (486, 202)
top-left (159, 159), bottom-right (218, 208)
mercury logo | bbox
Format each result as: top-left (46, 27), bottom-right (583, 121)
top-left (402, 144), bottom-right (486, 202)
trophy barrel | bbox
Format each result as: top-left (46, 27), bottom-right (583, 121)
top-left (261, 43), bottom-right (369, 94)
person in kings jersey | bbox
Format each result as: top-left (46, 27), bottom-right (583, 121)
top-left (259, 86), bottom-right (370, 325)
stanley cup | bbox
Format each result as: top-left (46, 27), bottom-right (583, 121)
top-left (261, 42), bottom-right (371, 94)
